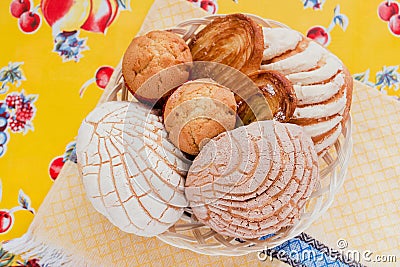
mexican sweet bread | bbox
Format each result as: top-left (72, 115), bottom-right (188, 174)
top-left (187, 13), bottom-right (352, 154)
top-left (76, 13), bottom-right (352, 241)
top-left (260, 26), bottom-right (352, 154)
top-left (122, 30), bottom-right (192, 104)
top-left (76, 102), bottom-right (190, 237)
top-left (163, 79), bottom-right (237, 155)
top-left (185, 121), bottom-right (318, 239)
top-left (189, 13), bottom-right (264, 74)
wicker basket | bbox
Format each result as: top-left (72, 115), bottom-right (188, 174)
top-left (97, 14), bottom-right (353, 256)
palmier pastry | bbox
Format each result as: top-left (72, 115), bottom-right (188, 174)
top-left (237, 70), bottom-right (296, 125)
top-left (189, 14), bottom-right (264, 74)
top-left (185, 120), bottom-right (319, 239)
top-left (164, 79), bottom-right (237, 155)
top-left (76, 101), bottom-right (190, 236)
top-left (122, 30), bottom-right (192, 104)
top-left (260, 27), bottom-right (353, 155)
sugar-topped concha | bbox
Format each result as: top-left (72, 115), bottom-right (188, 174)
top-left (185, 120), bottom-right (318, 239)
top-left (76, 101), bottom-right (190, 236)
top-left (261, 27), bottom-right (353, 155)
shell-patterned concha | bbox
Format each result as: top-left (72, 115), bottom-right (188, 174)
top-left (261, 27), bottom-right (353, 155)
top-left (76, 101), bottom-right (190, 236)
top-left (185, 120), bottom-right (318, 239)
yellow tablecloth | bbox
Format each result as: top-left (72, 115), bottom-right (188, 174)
top-left (1, 0), bottom-right (400, 266)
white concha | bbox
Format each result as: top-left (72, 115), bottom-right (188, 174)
top-left (76, 101), bottom-right (190, 237)
top-left (261, 27), bottom-right (352, 155)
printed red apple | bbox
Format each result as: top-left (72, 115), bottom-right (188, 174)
top-left (41, 0), bottom-right (91, 33)
top-left (79, 66), bottom-right (114, 96)
top-left (200, 0), bottom-right (217, 14)
top-left (18, 11), bottom-right (41, 33)
top-left (96, 66), bottom-right (114, 88)
top-left (81, 0), bottom-right (119, 33)
top-left (10, 0), bottom-right (31, 18)
top-left (306, 26), bottom-right (331, 46)
top-left (49, 156), bottom-right (65, 180)
top-left (0, 210), bottom-right (13, 234)
top-left (389, 14), bottom-right (400, 35)
top-left (378, 1), bottom-right (399, 21)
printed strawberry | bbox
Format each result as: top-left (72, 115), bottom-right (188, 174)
top-left (5, 94), bottom-right (23, 109)
top-left (9, 117), bottom-right (25, 133)
top-left (16, 102), bottom-right (34, 122)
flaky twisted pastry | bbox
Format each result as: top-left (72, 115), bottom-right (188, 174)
top-left (185, 120), bottom-right (318, 239)
top-left (237, 70), bottom-right (297, 125)
top-left (189, 14), bottom-right (264, 74)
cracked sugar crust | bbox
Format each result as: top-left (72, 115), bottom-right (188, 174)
top-left (122, 30), bottom-right (192, 102)
top-left (76, 101), bottom-right (190, 237)
top-left (164, 80), bottom-right (237, 155)
top-left (185, 120), bottom-right (318, 239)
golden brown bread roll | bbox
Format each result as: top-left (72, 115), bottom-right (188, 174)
top-left (122, 30), bottom-right (192, 104)
top-left (163, 79), bottom-right (237, 155)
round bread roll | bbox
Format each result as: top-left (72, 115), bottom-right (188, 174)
top-left (164, 79), bottom-right (237, 155)
top-left (185, 120), bottom-right (318, 239)
top-left (76, 101), bottom-right (190, 236)
top-left (260, 27), bottom-right (353, 155)
top-left (122, 30), bottom-right (192, 104)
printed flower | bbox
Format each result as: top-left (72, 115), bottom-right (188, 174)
top-left (0, 246), bottom-right (41, 267)
top-left (53, 31), bottom-right (88, 62)
top-left (0, 62), bottom-right (26, 94)
top-left (117, 0), bottom-right (131, 10)
top-left (332, 5), bottom-right (349, 31)
top-left (353, 69), bottom-right (375, 88)
top-left (0, 247), bottom-right (15, 266)
top-left (375, 65), bottom-right (400, 91)
top-left (302, 0), bottom-right (326, 10)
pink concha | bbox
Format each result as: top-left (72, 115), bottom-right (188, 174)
top-left (76, 101), bottom-right (190, 236)
top-left (185, 120), bottom-right (319, 239)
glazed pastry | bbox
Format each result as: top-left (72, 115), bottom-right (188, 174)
top-left (189, 14), bottom-right (264, 74)
top-left (164, 79), bottom-right (237, 155)
top-left (122, 30), bottom-right (192, 105)
top-left (76, 101), bottom-right (190, 237)
top-left (185, 120), bottom-right (318, 239)
top-left (237, 70), bottom-right (297, 125)
top-left (260, 27), bottom-right (353, 154)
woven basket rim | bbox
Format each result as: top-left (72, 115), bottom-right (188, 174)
top-left (97, 14), bottom-right (353, 256)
